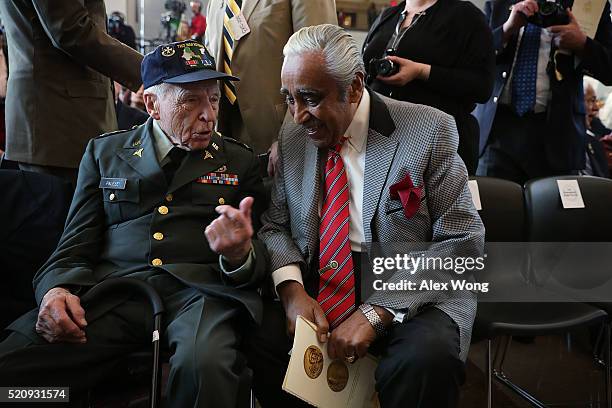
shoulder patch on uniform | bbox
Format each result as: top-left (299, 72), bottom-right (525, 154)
top-left (95, 128), bottom-right (133, 139)
top-left (223, 136), bottom-right (253, 152)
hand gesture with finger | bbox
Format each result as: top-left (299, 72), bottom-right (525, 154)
top-left (205, 196), bottom-right (254, 267)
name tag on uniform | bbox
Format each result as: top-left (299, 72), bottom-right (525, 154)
top-left (228, 13), bottom-right (250, 41)
top-left (99, 177), bottom-right (127, 189)
top-left (196, 172), bottom-right (239, 186)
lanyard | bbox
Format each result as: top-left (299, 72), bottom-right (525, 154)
top-left (385, 9), bottom-right (426, 54)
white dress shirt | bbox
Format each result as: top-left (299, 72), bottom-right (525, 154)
top-left (271, 90), bottom-right (406, 323)
top-left (272, 90), bottom-right (370, 288)
top-left (500, 27), bottom-right (553, 113)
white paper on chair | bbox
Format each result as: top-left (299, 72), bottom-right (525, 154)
top-left (557, 179), bottom-right (585, 209)
top-left (282, 316), bottom-right (379, 408)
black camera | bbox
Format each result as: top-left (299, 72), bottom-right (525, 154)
top-left (368, 58), bottom-right (399, 77)
top-left (368, 49), bottom-right (399, 78)
top-left (526, 0), bottom-right (569, 28)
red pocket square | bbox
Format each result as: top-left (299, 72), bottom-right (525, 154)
top-left (389, 173), bottom-right (423, 219)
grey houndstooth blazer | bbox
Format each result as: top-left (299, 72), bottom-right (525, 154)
top-left (259, 90), bottom-right (485, 361)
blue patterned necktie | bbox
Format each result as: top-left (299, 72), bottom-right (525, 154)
top-left (512, 23), bottom-right (542, 116)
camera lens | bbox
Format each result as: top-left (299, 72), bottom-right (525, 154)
top-left (378, 60), bottom-right (394, 76)
top-left (539, 2), bottom-right (555, 15)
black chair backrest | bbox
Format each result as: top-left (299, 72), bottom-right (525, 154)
top-left (470, 176), bottom-right (526, 242)
top-left (525, 176), bottom-right (612, 242)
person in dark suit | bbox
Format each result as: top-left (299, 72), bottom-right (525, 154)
top-left (0, 41), bottom-right (268, 408)
top-left (245, 24), bottom-right (484, 408)
top-left (0, 0), bottom-right (143, 185)
top-left (474, 0), bottom-right (612, 184)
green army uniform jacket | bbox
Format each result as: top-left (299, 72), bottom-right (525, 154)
top-left (7, 118), bottom-right (269, 340)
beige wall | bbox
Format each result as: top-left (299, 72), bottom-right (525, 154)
top-left (105, 0), bottom-right (486, 44)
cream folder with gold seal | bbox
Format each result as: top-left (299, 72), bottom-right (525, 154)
top-left (282, 316), bottom-right (379, 408)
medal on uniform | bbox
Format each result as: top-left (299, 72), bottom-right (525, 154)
top-left (196, 172), bottom-right (239, 185)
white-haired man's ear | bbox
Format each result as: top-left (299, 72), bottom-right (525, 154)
top-left (348, 72), bottom-right (365, 104)
top-left (143, 92), bottom-right (160, 120)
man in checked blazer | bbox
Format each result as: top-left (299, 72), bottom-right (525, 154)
top-left (245, 25), bottom-right (485, 407)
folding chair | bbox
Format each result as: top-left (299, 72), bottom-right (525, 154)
top-left (470, 177), bottom-right (609, 408)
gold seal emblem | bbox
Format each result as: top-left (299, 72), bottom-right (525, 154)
top-left (303, 345), bottom-right (324, 379)
top-left (161, 46), bottom-right (175, 57)
top-left (327, 360), bottom-right (349, 392)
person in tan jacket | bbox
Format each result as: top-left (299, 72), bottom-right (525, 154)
top-left (0, 0), bottom-right (143, 185)
top-left (205, 0), bottom-right (337, 161)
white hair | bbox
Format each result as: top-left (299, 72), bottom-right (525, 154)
top-left (143, 82), bottom-right (177, 99)
top-left (283, 24), bottom-right (365, 99)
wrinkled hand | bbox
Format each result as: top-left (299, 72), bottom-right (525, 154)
top-left (376, 56), bottom-right (429, 87)
top-left (327, 310), bottom-right (376, 361)
top-left (278, 281), bottom-right (329, 342)
top-left (549, 10), bottom-right (587, 54)
top-left (205, 196), bottom-right (254, 267)
top-left (36, 287), bottom-right (87, 344)
top-left (267, 141), bottom-right (279, 177)
top-left (503, 0), bottom-right (539, 36)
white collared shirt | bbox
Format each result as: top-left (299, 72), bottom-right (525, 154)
top-left (500, 27), bottom-right (553, 113)
top-left (272, 90), bottom-right (370, 288)
top-left (339, 88), bottom-right (369, 252)
top-left (272, 90), bottom-right (405, 323)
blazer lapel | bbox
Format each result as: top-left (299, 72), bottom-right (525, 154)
top-left (167, 133), bottom-right (227, 194)
top-left (301, 139), bottom-right (322, 225)
top-left (242, 0), bottom-right (262, 24)
top-left (362, 92), bottom-right (398, 242)
top-left (116, 119), bottom-right (166, 187)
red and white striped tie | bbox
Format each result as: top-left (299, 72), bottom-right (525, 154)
top-left (317, 141), bottom-right (356, 328)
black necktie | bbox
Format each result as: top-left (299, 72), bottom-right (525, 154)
top-left (163, 147), bottom-right (187, 184)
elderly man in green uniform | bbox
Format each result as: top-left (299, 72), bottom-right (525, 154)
top-left (0, 40), bottom-right (268, 408)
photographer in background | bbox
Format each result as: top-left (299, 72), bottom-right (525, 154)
top-left (362, 0), bottom-right (495, 175)
top-left (108, 11), bottom-right (136, 50)
top-left (474, 0), bottom-right (612, 184)
top-left (162, 0), bottom-right (187, 42)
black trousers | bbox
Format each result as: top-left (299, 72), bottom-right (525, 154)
top-left (0, 274), bottom-right (251, 408)
top-left (243, 300), bottom-right (466, 408)
top-left (477, 105), bottom-right (577, 185)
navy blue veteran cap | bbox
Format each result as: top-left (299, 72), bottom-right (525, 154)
top-left (141, 40), bottom-right (239, 89)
